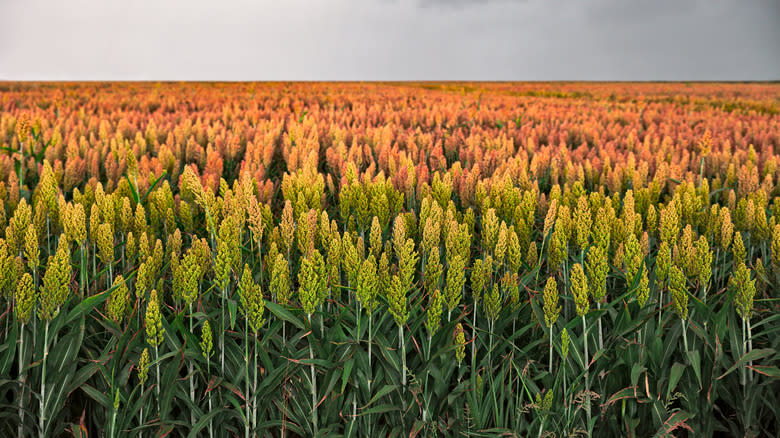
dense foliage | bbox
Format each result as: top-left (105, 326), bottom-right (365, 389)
top-left (0, 82), bottom-right (778, 437)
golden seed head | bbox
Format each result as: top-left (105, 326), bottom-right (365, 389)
top-left (571, 263), bottom-right (589, 317)
top-left (15, 272), bottom-right (36, 324)
top-left (453, 323), bottom-right (466, 364)
top-left (138, 348), bottom-right (151, 386)
top-left (238, 264), bottom-right (265, 333)
top-left (24, 224), bottom-right (39, 272)
top-left (731, 262), bottom-right (756, 320)
top-left (656, 241), bottom-right (672, 285)
top-left (39, 239), bottom-right (71, 321)
top-left (561, 328), bottom-right (569, 359)
top-left (107, 275), bottom-right (130, 325)
top-left (668, 266), bottom-right (688, 320)
top-left (201, 320), bottom-right (213, 359)
top-left (637, 265), bottom-right (650, 308)
top-left (426, 289), bottom-right (444, 336)
top-left (97, 223), bottom-right (114, 266)
top-left (542, 277), bottom-right (560, 328)
top-left (483, 283), bottom-right (501, 323)
top-left (16, 113), bottom-right (31, 142)
top-left (145, 289), bottom-right (165, 347)
top-left (298, 249), bottom-right (326, 316)
top-left (357, 254), bottom-right (379, 313)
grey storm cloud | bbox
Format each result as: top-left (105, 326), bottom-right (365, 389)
top-left (0, 0), bottom-right (777, 80)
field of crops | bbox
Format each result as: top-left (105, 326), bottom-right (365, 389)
top-left (0, 82), bottom-right (778, 437)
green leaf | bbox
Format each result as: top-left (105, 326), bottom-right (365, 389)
top-left (228, 299), bottom-right (238, 330)
top-left (363, 384), bottom-right (397, 408)
top-left (686, 350), bottom-right (702, 389)
top-left (667, 363), bottom-right (685, 400)
top-left (341, 358), bottom-right (354, 393)
top-left (265, 302), bottom-right (304, 330)
top-left (718, 348), bottom-right (776, 380)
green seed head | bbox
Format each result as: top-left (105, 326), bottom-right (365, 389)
top-left (542, 277), bottom-right (560, 328)
top-left (15, 272), bottom-right (35, 324)
top-left (138, 348), bottom-right (150, 386)
top-left (145, 289), bottom-right (165, 347)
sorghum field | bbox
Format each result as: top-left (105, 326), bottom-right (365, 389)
top-left (0, 82), bottom-right (778, 437)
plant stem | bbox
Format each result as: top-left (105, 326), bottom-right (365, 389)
top-left (747, 318), bottom-right (753, 382)
top-left (189, 304), bottom-right (196, 427)
top-left (741, 317), bottom-right (746, 386)
top-left (471, 298), bottom-right (477, 374)
top-left (221, 284), bottom-right (226, 375)
top-left (207, 359), bottom-right (213, 438)
top-left (597, 302), bottom-right (603, 351)
top-left (399, 323), bottom-right (407, 414)
top-left (548, 325), bottom-right (553, 373)
top-left (681, 319), bottom-right (689, 353)
top-left (253, 331), bottom-right (258, 432)
top-left (308, 314), bottom-right (318, 435)
top-left (155, 344), bottom-right (161, 414)
top-left (18, 140), bottom-right (24, 190)
top-left (139, 383), bottom-right (144, 437)
top-left (110, 390), bottom-right (118, 438)
top-left (582, 315), bottom-right (590, 430)
top-left (39, 320), bottom-right (49, 438)
top-left (80, 243), bottom-right (87, 296)
top-left (18, 324), bottom-right (25, 438)
top-left (245, 317), bottom-right (250, 438)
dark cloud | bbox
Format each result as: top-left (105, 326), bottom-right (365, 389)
top-left (0, 0), bottom-right (777, 80)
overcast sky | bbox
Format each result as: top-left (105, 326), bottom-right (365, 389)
top-left (1, 0), bottom-right (778, 81)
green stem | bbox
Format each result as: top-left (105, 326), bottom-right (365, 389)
top-left (741, 317), bottom-right (746, 386)
top-left (582, 315), bottom-right (590, 430)
top-left (549, 325), bottom-right (553, 373)
top-left (18, 324), bottom-right (25, 438)
top-left (399, 324), bottom-right (407, 414)
top-left (189, 304), bottom-right (196, 427)
top-left (471, 298), bottom-right (478, 375)
top-left (207, 359), bottom-right (213, 438)
top-left (139, 383), bottom-right (144, 437)
top-left (221, 284), bottom-right (226, 374)
top-left (253, 331), bottom-right (258, 432)
top-left (597, 302), bottom-right (603, 351)
top-left (747, 319), bottom-right (753, 382)
top-left (39, 320), bottom-right (49, 438)
top-left (110, 391), bottom-right (118, 438)
top-left (308, 314), bottom-right (318, 435)
top-left (18, 140), bottom-right (24, 190)
top-left (155, 344), bottom-right (160, 414)
top-left (245, 317), bottom-right (250, 438)
top-left (80, 244), bottom-right (87, 296)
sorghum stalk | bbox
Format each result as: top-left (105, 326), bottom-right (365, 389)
top-left (221, 284), bottom-right (226, 374)
top-left (582, 314), bottom-right (590, 429)
top-left (18, 324), bottom-right (25, 437)
top-left (39, 321), bottom-right (49, 438)
top-left (747, 321), bottom-right (753, 382)
top-left (244, 316), bottom-right (250, 438)
top-left (471, 298), bottom-right (477, 373)
top-left (80, 243), bottom-right (87, 296)
top-left (110, 389), bottom-right (119, 438)
top-left (597, 302), bottom-right (603, 351)
top-left (308, 314), bottom-right (318, 435)
top-left (154, 344), bottom-right (160, 412)
top-left (741, 317), bottom-right (747, 385)
top-left (399, 324), bottom-right (406, 396)
top-left (253, 332), bottom-right (258, 431)
top-left (18, 139), bottom-right (24, 190)
top-left (189, 304), bottom-right (196, 427)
